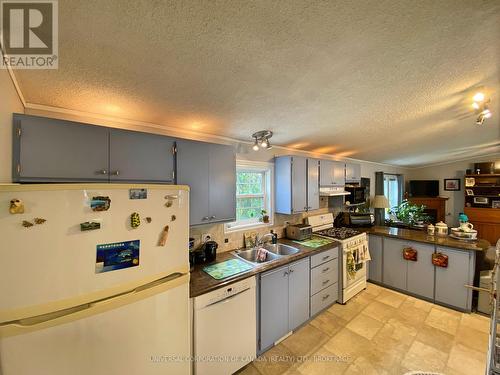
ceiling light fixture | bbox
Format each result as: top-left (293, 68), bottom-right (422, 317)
top-left (251, 130), bottom-right (273, 151)
top-left (472, 92), bottom-right (492, 126)
top-left (473, 92), bottom-right (485, 102)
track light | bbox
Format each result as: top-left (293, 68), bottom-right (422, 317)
top-left (251, 130), bottom-right (273, 151)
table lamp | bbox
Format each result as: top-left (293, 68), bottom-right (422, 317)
top-left (372, 195), bottom-right (389, 226)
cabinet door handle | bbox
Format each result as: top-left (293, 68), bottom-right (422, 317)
top-left (322, 267), bottom-right (330, 273)
top-left (322, 255), bottom-right (330, 261)
top-left (111, 170), bottom-right (120, 176)
top-left (202, 216), bottom-right (209, 221)
top-left (322, 294), bottom-right (330, 301)
top-left (97, 169), bottom-right (108, 175)
top-left (322, 279), bottom-right (330, 285)
top-left (210, 215), bottom-right (216, 220)
top-left (289, 269), bottom-right (294, 274)
top-left (283, 271), bottom-right (289, 276)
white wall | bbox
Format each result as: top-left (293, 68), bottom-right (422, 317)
top-left (0, 69), bottom-right (24, 182)
top-left (407, 153), bottom-right (500, 227)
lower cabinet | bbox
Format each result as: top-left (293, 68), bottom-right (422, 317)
top-left (368, 235), bottom-right (383, 283)
top-left (259, 258), bottom-right (310, 351)
top-left (310, 248), bottom-right (339, 317)
top-left (382, 238), bottom-right (408, 291)
top-left (434, 246), bottom-right (474, 311)
top-left (406, 242), bottom-right (435, 300)
top-left (375, 235), bottom-right (476, 311)
top-left (288, 259), bottom-right (310, 331)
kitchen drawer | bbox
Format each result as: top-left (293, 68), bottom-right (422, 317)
top-left (310, 247), bottom-right (339, 268)
top-left (311, 260), bottom-right (338, 295)
top-left (310, 283), bottom-right (338, 316)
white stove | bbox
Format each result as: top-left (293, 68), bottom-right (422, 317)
top-left (306, 213), bottom-right (370, 303)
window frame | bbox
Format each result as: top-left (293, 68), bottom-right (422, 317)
top-left (384, 173), bottom-right (403, 218)
top-left (225, 160), bottom-right (274, 233)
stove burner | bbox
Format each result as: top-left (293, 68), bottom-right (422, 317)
top-left (317, 227), bottom-right (361, 240)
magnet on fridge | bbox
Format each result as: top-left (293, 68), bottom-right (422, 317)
top-left (131, 212), bottom-right (141, 228)
top-left (158, 225), bottom-right (169, 246)
top-left (9, 199), bottom-right (25, 214)
top-left (90, 196), bottom-right (111, 212)
top-left (145, 217), bottom-right (152, 223)
top-left (164, 201), bottom-right (173, 208)
top-left (34, 218), bottom-right (47, 225)
top-left (80, 221), bottom-right (101, 231)
top-left (171, 215), bottom-right (176, 221)
top-left (22, 220), bottom-right (34, 228)
top-left (129, 188), bottom-right (147, 200)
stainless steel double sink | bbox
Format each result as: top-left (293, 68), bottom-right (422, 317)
top-left (233, 243), bottom-right (300, 265)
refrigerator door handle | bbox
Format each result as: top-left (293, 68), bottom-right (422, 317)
top-left (0, 272), bottom-right (186, 335)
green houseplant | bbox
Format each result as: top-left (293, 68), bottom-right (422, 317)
top-left (387, 200), bottom-right (430, 227)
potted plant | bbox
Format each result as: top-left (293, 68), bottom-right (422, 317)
top-left (260, 209), bottom-right (270, 223)
top-left (386, 200), bottom-right (430, 229)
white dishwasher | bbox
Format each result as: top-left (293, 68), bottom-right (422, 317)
top-left (193, 276), bottom-right (257, 375)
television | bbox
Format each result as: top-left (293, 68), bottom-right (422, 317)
top-left (409, 180), bottom-right (439, 197)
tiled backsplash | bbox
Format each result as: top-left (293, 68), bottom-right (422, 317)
top-left (190, 196), bottom-right (342, 252)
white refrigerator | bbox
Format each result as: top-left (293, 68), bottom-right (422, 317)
top-left (0, 184), bottom-right (191, 375)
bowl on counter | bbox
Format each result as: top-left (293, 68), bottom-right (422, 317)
top-left (450, 227), bottom-right (478, 240)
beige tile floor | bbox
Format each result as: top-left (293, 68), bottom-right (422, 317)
top-left (237, 282), bottom-right (490, 375)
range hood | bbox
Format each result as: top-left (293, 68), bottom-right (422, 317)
top-left (319, 187), bottom-right (351, 197)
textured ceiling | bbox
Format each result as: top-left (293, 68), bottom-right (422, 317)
top-left (12, 0), bottom-right (500, 166)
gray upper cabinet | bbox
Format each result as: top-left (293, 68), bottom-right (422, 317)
top-left (208, 143), bottom-right (236, 223)
top-left (13, 114), bottom-right (109, 182)
top-left (406, 242), bottom-right (435, 300)
top-left (260, 265), bottom-right (290, 352)
top-left (275, 156), bottom-right (319, 214)
top-left (434, 246), bottom-right (474, 311)
top-left (319, 160), bottom-right (345, 186)
top-left (177, 140), bottom-right (236, 226)
top-left (176, 140), bottom-right (210, 226)
top-left (307, 159), bottom-right (319, 211)
top-left (382, 238), bottom-right (407, 291)
top-left (345, 163), bottom-right (361, 182)
top-left (288, 258), bottom-right (310, 331)
top-left (291, 157), bottom-right (307, 213)
top-left (109, 129), bottom-right (175, 183)
top-left (368, 235), bottom-right (383, 283)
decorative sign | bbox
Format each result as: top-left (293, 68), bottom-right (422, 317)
top-left (129, 188), bottom-right (147, 200)
top-left (96, 240), bottom-right (140, 273)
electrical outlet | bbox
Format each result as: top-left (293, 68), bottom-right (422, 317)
top-left (202, 233), bottom-right (212, 243)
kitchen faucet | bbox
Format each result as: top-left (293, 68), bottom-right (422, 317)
top-left (256, 233), bottom-right (274, 246)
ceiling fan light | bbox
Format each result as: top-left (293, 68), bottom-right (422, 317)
top-left (252, 139), bottom-right (259, 151)
top-left (260, 138), bottom-right (268, 148)
top-left (472, 102), bottom-right (480, 109)
top-left (473, 92), bottom-right (485, 102)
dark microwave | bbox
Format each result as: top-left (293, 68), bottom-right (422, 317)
top-left (345, 185), bottom-right (366, 204)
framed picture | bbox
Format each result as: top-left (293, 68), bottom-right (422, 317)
top-left (493, 200), bottom-right (500, 209)
top-left (466, 189), bottom-right (474, 196)
top-left (465, 177), bottom-right (476, 187)
top-left (444, 179), bottom-right (461, 191)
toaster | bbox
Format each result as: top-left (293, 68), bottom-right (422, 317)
top-left (286, 224), bottom-right (312, 241)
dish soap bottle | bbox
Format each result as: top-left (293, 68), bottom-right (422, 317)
top-left (270, 230), bottom-right (278, 244)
